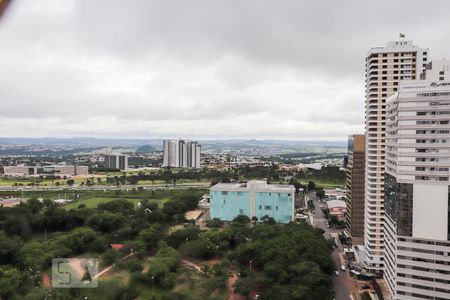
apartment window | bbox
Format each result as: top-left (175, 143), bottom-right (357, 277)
top-left (264, 205), bottom-right (272, 210)
top-left (276, 206), bottom-right (279, 211)
top-left (221, 191), bottom-right (228, 195)
top-left (259, 205), bottom-right (262, 210)
top-left (239, 209), bottom-right (244, 214)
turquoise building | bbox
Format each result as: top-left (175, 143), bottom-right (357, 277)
top-left (210, 180), bottom-right (295, 223)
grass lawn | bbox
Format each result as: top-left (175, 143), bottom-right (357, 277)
top-left (298, 180), bottom-right (345, 189)
top-left (64, 196), bottom-right (170, 209)
top-left (0, 177), bottom-right (55, 186)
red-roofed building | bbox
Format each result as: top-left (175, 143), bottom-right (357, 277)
top-left (110, 244), bottom-right (124, 250)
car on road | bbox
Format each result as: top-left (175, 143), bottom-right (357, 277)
top-left (340, 265), bottom-right (346, 271)
top-left (334, 271), bottom-right (340, 276)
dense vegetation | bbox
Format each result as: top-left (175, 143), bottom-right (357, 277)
top-left (232, 221), bottom-right (334, 299)
top-left (102, 165), bottom-right (345, 187)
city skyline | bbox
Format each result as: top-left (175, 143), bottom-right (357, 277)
top-left (1, 0), bottom-right (450, 140)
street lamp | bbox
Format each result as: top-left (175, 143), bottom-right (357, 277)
top-left (151, 276), bottom-right (155, 299)
top-left (249, 260), bottom-right (253, 273)
top-left (216, 245), bottom-right (219, 257)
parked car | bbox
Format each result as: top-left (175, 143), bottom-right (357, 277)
top-left (334, 271), bottom-right (340, 276)
top-left (340, 265), bottom-right (346, 271)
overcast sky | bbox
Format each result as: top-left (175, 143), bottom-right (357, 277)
top-left (1, 0), bottom-right (450, 140)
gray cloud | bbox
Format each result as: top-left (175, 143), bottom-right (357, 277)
top-left (1, 0), bottom-right (450, 140)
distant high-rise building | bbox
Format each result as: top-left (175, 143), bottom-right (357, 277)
top-left (383, 60), bottom-right (450, 300)
top-left (104, 154), bottom-right (128, 171)
top-left (364, 40), bottom-right (428, 272)
top-left (345, 134), bottom-right (365, 243)
top-left (162, 139), bottom-right (201, 168)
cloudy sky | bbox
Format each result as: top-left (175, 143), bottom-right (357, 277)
top-left (1, 0), bottom-right (450, 140)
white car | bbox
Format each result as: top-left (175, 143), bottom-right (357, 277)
top-left (340, 265), bottom-right (346, 271)
top-left (334, 271), bottom-right (340, 276)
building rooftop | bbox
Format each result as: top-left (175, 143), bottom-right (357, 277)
top-left (326, 199), bottom-right (346, 209)
top-left (367, 40), bottom-right (427, 55)
top-left (211, 180), bottom-right (294, 193)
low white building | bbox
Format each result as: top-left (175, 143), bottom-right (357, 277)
top-left (3, 165), bottom-right (89, 177)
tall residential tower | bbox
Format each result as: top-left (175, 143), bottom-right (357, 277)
top-left (364, 41), bottom-right (428, 272)
top-left (345, 134), bottom-right (366, 243)
top-left (383, 60), bottom-right (450, 300)
top-left (162, 139), bottom-right (201, 168)
top-left (104, 154), bottom-right (128, 171)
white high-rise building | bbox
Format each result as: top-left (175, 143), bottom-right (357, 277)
top-left (104, 154), bottom-right (128, 171)
top-left (364, 41), bottom-right (428, 272)
top-left (383, 60), bottom-right (450, 300)
top-left (162, 139), bottom-right (201, 168)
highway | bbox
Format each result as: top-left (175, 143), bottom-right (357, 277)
top-left (0, 182), bottom-right (211, 192)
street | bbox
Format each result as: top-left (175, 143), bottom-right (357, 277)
top-left (0, 182), bottom-right (211, 192)
top-left (307, 193), bottom-right (356, 300)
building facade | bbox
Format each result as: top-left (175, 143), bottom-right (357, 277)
top-left (104, 154), bottom-right (128, 171)
top-left (364, 40), bottom-right (428, 272)
top-left (345, 134), bottom-right (366, 241)
top-left (210, 180), bottom-right (295, 223)
top-left (3, 165), bottom-right (89, 177)
top-left (162, 139), bottom-right (201, 168)
top-left (383, 61), bottom-right (450, 300)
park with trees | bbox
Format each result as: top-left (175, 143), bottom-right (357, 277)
top-left (0, 183), bottom-right (336, 300)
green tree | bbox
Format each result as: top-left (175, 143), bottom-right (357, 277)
top-left (137, 225), bottom-right (162, 250)
top-left (0, 266), bottom-right (22, 299)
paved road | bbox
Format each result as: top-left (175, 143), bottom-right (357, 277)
top-left (309, 194), bottom-right (354, 300)
top-left (0, 182), bottom-right (211, 192)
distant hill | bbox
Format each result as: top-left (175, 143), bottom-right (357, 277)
top-left (0, 137), bottom-right (346, 155)
top-left (136, 145), bottom-right (158, 153)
